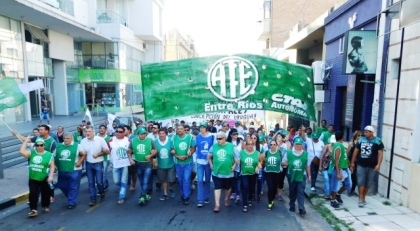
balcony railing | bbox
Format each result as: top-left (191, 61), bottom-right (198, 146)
top-left (97, 10), bottom-right (127, 26)
top-left (40, 0), bottom-right (74, 16)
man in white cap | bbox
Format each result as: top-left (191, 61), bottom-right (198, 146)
top-left (350, 125), bottom-right (384, 207)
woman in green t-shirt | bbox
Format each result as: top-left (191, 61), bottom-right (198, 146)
top-left (262, 140), bottom-right (283, 211)
top-left (240, 140), bottom-right (264, 213)
top-left (20, 136), bottom-right (55, 217)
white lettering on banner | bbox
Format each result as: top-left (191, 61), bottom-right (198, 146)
top-left (208, 56), bottom-right (259, 102)
top-left (175, 110), bottom-right (265, 123)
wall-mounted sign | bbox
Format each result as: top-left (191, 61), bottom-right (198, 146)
top-left (79, 69), bottom-right (141, 85)
top-left (342, 30), bottom-right (378, 75)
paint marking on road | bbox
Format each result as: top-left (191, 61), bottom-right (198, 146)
top-left (13, 191), bottom-right (30, 205)
top-left (86, 202), bottom-right (104, 213)
top-left (56, 227), bottom-right (65, 231)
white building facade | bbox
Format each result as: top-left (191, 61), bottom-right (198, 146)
top-left (0, 0), bottom-right (163, 122)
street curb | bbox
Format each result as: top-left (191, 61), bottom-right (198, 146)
top-left (0, 171), bottom-right (87, 212)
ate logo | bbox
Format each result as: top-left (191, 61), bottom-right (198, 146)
top-left (244, 157), bottom-right (253, 167)
top-left (116, 147), bottom-right (127, 159)
top-left (267, 156), bottom-right (277, 166)
top-left (293, 159), bottom-right (302, 169)
top-left (137, 144), bottom-right (146, 154)
top-left (208, 56), bottom-right (259, 102)
top-left (60, 150), bottom-right (71, 159)
top-left (160, 148), bottom-right (169, 158)
top-left (179, 142), bottom-right (187, 151)
top-left (33, 156), bottom-right (43, 164)
top-left (216, 149), bottom-right (227, 160)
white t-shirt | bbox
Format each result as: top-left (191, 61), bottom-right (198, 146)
top-left (305, 138), bottom-right (325, 163)
top-left (214, 125), bottom-right (222, 132)
top-left (147, 132), bottom-right (158, 141)
top-left (80, 136), bottom-right (109, 163)
top-left (235, 125), bottom-right (245, 136)
top-left (108, 137), bottom-right (131, 168)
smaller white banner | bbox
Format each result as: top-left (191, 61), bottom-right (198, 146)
top-left (18, 80), bottom-right (44, 94)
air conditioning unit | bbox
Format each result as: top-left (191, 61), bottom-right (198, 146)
top-left (143, 43), bottom-right (149, 50)
top-left (312, 61), bottom-right (333, 84)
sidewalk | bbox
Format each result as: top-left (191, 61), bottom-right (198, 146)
top-left (305, 173), bottom-right (420, 231)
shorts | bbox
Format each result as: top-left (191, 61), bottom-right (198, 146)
top-left (40, 113), bottom-right (50, 120)
top-left (128, 165), bottom-right (136, 174)
top-left (212, 175), bottom-right (233, 190)
top-left (332, 168), bottom-right (352, 193)
top-left (357, 165), bottom-right (375, 188)
top-left (157, 167), bottom-right (176, 183)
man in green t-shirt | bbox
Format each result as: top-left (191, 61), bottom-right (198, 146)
top-left (171, 125), bottom-right (196, 205)
top-left (330, 131), bottom-right (351, 209)
top-left (155, 128), bottom-right (176, 201)
top-left (319, 124), bottom-right (335, 145)
top-left (316, 119), bottom-right (328, 135)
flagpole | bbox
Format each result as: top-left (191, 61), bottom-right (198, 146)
top-left (0, 115), bottom-right (23, 143)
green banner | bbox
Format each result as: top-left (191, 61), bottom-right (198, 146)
top-left (0, 77), bottom-right (27, 112)
top-left (141, 54), bottom-right (316, 121)
top-left (79, 69), bottom-right (141, 85)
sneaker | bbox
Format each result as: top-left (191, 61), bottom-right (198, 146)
top-left (179, 196), bottom-right (185, 202)
top-left (145, 194), bottom-right (151, 202)
top-left (89, 201), bottom-right (97, 207)
top-left (358, 200), bottom-right (364, 207)
top-left (117, 199), bottom-right (124, 204)
top-left (235, 195), bottom-right (241, 204)
top-left (184, 198), bottom-right (190, 205)
top-left (50, 197), bottom-right (55, 203)
top-left (268, 202), bottom-right (274, 211)
top-left (362, 200), bottom-right (367, 205)
top-left (160, 195), bottom-right (169, 201)
top-left (139, 196), bottom-right (146, 205)
top-left (28, 210), bottom-right (38, 217)
top-left (169, 189), bottom-right (175, 198)
top-left (204, 198), bottom-right (210, 204)
top-left (324, 195), bottom-right (332, 200)
top-left (230, 193), bottom-right (236, 200)
top-left (197, 202), bottom-right (204, 208)
top-left (299, 209), bottom-right (307, 215)
top-left (330, 200), bottom-right (340, 209)
top-left (277, 195), bottom-right (283, 201)
top-left (336, 195), bottom-right (343, 204)
top-left (311, 187), bottom-right (315, 191)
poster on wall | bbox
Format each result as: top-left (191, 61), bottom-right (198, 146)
top-left (342, 30), bottom-right (378, 75)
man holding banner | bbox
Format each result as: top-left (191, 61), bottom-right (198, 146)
top-left (171, 125), bottom-right (196, 205)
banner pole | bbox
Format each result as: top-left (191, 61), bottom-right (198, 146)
top-left (0, 116), bottom-right (23, 143)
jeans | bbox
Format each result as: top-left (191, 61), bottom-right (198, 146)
top-left (289, 178), bottom-right (306, 211)
top-left (135, 163), bottom-right (152, 197)
top-left (175, 163), bottom-right (193, 199)
top-left (197, 163), bottom-right (211, 203)
top-left (57, 170), bottom-right (82, 206)
top-left (322, 170), bottom-right (333, 196)
top-left (233, 171), bottom-right (241, 196)
top-left (103, 160), bottom-right (109, 189)
top-left (113, 166), bottom-right (128, 199)
top-left (310, 163), bottom-right (319, 188)
top-left (265, 172), bottom-right (281, 204)
top-left (86, 162), bottom-right (104, 202)
top-left (29, 179), bottom-right (50, 210)
top-left (241, 174), bottom-right (257, 206)
top-left (257, 170), bottom-right (266, 197)
top-left (332, 168), bottom-right (352, 192)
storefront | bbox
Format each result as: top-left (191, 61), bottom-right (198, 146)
top-left (322, 0), bottom-right (383, 139)
top-left (78, 69), bottom-right (142, 113)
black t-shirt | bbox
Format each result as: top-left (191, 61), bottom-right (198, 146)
top-left (356, 136), bottom-right (384, 168)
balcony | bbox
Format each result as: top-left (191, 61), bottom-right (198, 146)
top-left (97, 10), bottom-right (127, 27)
top-left (39, 0), bottom-right (74, 16)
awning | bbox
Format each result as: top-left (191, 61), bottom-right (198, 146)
top-left (25, 24), bottom-right (50, 43)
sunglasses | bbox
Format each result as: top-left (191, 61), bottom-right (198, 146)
top-left (232, 133), bottom-right (238, 136)
top-left (35, 144), bottom-right (44, 147)
top-left (116, 131), bottom-right (124, 133)
top-left (217, 137), bottom-right (224, 140)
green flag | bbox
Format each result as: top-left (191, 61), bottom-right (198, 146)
top-left (0, 77), bottom-right (27, 112)
top-left (141, 54), bottom-right (316, 121)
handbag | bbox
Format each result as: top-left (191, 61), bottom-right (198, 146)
top-left (310, 140), bottom-right (320, 166)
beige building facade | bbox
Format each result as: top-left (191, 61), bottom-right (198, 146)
top-left (163, 29), bottom-right (198, 61)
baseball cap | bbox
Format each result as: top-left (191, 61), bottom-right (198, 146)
top-left (136, 127), bottom-right (147, 134)
top-left (35, 138), bottom-right (45, 144)
top-left (199, 122), bottom-right (207, 127)
top-left (281, 130), bottom-right (290, 136)
top-left (364, 125), bottom-right (375, 133)
top-left (311, 133), bottom-right (320, 139)
top-left (294, 138), bottom-right (304, 145)
top-left (328, 135), bottom-right (337, 143)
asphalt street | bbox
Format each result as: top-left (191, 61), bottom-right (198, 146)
top-left (0, 172), bottom-right (332, 231)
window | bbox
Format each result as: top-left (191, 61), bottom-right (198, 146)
top-left (264, 1), bottom-right (271, 19)
top-left (339, 37), bottom-right (345, 54)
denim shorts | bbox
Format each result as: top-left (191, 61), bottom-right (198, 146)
top-left (356, 165), bottom-right (375, 187)
top-left (40, 112), bottom-right (50, 120)
top-left (332, 168), bottom-right (352, 193)
top-left (157, 167), bottom-right (176, 183)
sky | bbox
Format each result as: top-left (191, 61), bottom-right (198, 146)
top-left (163, 0), bottom-right (266, 57)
